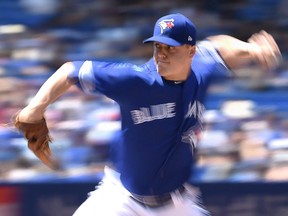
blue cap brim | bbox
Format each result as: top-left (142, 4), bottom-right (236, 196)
top-left (143, 36), bottom-right (182, 46)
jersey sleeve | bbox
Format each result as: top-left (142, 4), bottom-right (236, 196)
top-left (68, 61), bottom-right (96, 94)
top-left (69, 60), bottom-right (147, 101)
top-left (193, 40), bottom-right (232, 79)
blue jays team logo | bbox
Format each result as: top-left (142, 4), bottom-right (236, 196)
top-left (158, 19), bottom-right (174, 34)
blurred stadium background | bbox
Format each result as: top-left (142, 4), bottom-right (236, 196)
top-left (0, 0), bottom-right (288, 215)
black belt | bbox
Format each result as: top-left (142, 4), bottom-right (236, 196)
top-left (130, 186), bottom-right (186, 208)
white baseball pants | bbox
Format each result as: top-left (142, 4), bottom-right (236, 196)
top-left (73, 167), bottom-right (210, 216)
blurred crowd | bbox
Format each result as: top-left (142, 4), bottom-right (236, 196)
top-left (0, 0), bottom-right (288, 182)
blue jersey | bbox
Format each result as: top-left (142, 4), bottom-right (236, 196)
top-left (70, 40), bottom-right (229, 195)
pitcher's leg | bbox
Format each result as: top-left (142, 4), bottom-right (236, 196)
top-left (73, 166), bottom-right (147, 216)
top-left (73, 183), bottom-right (140, 216)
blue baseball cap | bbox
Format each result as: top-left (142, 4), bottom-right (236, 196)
top-left (143, 13), bottom-right (197, 46)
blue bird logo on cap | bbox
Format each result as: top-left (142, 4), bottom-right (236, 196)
top-left (143, 13), bottom-right (197, 46)
top-left (159, 19), bottom-right (174, 34)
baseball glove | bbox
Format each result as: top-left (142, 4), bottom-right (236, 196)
top-left (13, 113), bottom-right (57, 169)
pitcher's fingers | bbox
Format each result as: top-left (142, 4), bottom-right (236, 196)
top-left (260, 30), bottom-right (281, 56)
top-left (258, 31), bottom-right (281, 56)
top-left (260, 31), bottom-right (282, 69)
top-left (248, 31), bottom-right (282, 70)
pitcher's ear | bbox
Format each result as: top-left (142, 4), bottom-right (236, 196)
top-left (189, 45), bottom-right (196, 57)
